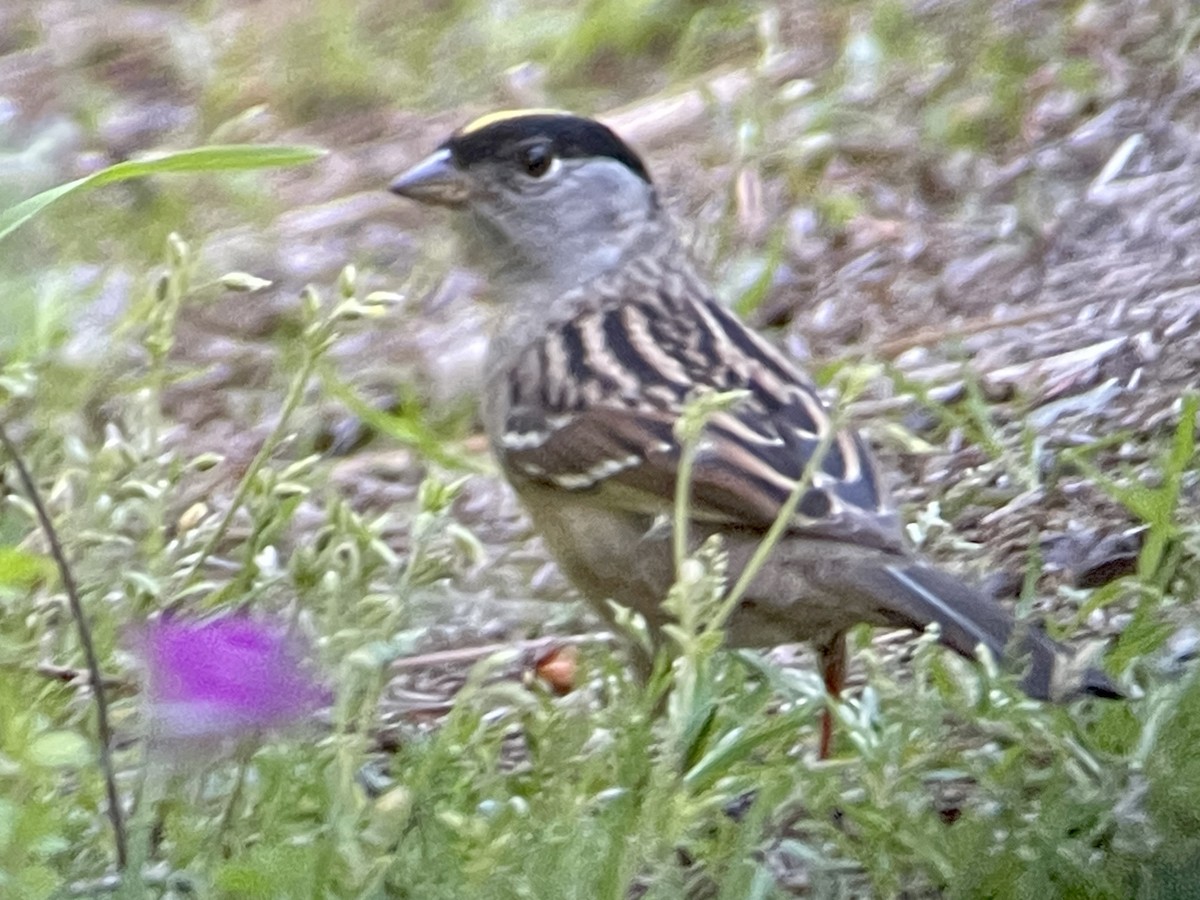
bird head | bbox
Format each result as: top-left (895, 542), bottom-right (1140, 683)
top-left (390, 110), bottom-right (663, 293)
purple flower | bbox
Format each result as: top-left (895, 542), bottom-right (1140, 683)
top-left (138, 615), bottom-right (326, 745)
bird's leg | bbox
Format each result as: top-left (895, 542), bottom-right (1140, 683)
top-left (818, 632), bottom-right (847, 759)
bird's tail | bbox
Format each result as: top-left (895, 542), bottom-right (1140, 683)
top-left (842, 560), bottom-right (1121, 700)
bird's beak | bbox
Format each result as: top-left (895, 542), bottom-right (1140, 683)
top-left (389, 148), bottom-right (470, 208)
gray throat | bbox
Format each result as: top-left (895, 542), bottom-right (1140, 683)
top-left (479, 216), bottom-right (680, 428)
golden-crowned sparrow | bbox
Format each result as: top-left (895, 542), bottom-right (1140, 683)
top-left (390, 110), bottom-right (1118, 750)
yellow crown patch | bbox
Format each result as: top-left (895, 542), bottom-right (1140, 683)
top-left (459, 108), bottom-right (571, 135)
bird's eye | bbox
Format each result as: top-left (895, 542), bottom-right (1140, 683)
top-left (520, 142), bottom-right (554, 178)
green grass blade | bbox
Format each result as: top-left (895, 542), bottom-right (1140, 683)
top-left (0, 145), bottom-right (326, 243)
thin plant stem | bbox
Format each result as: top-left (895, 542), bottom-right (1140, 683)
top-left (671, 389), bottom-right (749, 573)
top-left (177, 341), bottom-right (322, 590)
top-left (673, 422), bottom-right (701, 572)
top-left (215, 751), bottom-right (253, 859)
top-left (716, 402), bottom-right (847, 630)
top-left (0, 424), bottom-right (129, 869)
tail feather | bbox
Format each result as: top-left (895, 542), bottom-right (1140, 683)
top-left (844, 560), bottom-right (1119, 700)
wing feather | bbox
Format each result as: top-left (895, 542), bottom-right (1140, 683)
top-left (497, 260), bottom-right (902, 553)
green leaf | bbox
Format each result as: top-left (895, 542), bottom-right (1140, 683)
top-left (1148, 671), bottom-right (1200, 835)
top-left (215, 843), bottom-right (319, 897)
top-left (0, 547), bottom-right (55, 589)
top-left (0, 144), bottom-right (326, 243)
top-left (1108, 594), bottom-right (1173, 673)
top-left (319, 367), bottom-right (479, 471)
top-left (13, 864), bottom-right (57, 900)
top-left (27, 730), bottom-right (91, 768)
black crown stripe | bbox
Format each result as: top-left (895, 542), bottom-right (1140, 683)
top-left (444, 113), bottom-right (651, 183)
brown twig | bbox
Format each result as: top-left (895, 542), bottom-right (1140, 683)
top-left (872, 289), bottom-right (1132, 359)
top-left (0, 424), bottom-right (128, 869)
top-left (388, 632), bottom-right (615, 672)
top-left (35, 662), bottom-right (128, 688)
